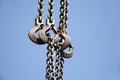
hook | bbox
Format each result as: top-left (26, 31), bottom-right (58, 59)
top-left (38, 25), bottom-right (59, 43)
top-left (62, 43), bottom-right (73, 58)
top-left (59, 33), bottom-right (73, 58)
top-left (28, 25), bottom-right (46, 45)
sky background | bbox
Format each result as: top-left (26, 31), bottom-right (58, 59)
top-left (0, 0), bottom-right (120, 80)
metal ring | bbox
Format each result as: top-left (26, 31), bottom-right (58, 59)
top-left (28, 25), bottom-right (45, 45)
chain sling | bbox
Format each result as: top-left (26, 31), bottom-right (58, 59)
top-left (28, 0), bottom-right (73, 80)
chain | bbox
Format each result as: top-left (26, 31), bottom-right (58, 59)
top-left (55, 41), bottom-right (64, 80)
top-left (35, 0), bottom-right (44, 29)
top-left (46, 35), bottom-right (55, 80)
top-left (64, 0), bottom-right (68, 29)
top-left (58, 0), bottom-right (68, 33)
top-left (46, 0), bottom-right (55, 27)
top-left (29, 0), bottom-right (72, 80)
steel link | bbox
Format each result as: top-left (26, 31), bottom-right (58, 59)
top-left (28, 0), bottom-right (45, 44)
top-left (47, 0), bottom-right (54, 26)
top-left (29, 0), bottom-right (73, 80)
top-left (46, 36), bottom-right (55, 80)
top-left (36, 0), bottom-right (44, 28)
top-left (55, 42), bottom-right (64, 80)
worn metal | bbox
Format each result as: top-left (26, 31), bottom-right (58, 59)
top-left (55, 41), bottom-right (64, 80)
top-left (60, 33), bottom-right (73, 58)
top-left (28, 25), bottom-right (45, 44)
top-left (46, 36), bottom-right (55, 80)
top-left (28, 0), bottom-right (45, 44)
top-left (57, 0), bottom-right (73, 58)
top-left (38, 23), bottom-right (59, 44)
top-left (28, 0), bottom-right (73, 80)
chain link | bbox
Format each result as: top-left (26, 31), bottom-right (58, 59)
top-left (29, 0), bottom-right (71, 80)
top-left (55, 41), bottom-right (64, 80)
top-left (47, 0), bottom-right (55, 27)
top-left (46, 35), bottom-right (55, 80)
top-left (58, 0), bottom-right (68, 33)
top-left (35, 0), bottom-right (44, 29)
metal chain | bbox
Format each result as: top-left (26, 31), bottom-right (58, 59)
top-left (64, 0), bottom-right (68, 29)
top-left (46, 35), bottom-right (55, 80)
top-left (29, 0), bottom-right (71, 80)
top-left (55, 41), bottom-right (64, 80)
top-left (46, 0), bottom-right (55, 27)
top-left (58, 0), bottom-right (68, 33)
top-left (35, 0), bottom-right (44, 29)
top-left (54, 0), bottom-right (69, 80)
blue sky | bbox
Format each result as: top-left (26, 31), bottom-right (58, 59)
top-left (0, 0), bottom-right (120, 80)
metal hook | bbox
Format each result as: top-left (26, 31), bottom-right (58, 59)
top-left (62, 43), bottom-right (73, 58)
top-left (59, 33), bottom-right (73, 58)
top-left (28, 25), bottom-right (46, 45)
top-left (38, 25), bottom-right (59, 43)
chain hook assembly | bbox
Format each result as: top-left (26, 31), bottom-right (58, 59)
top-left (38, 25), bottom-right (59, 43)
top-left (38, 19), bottom-right (59, 43)
top-left (28, 18), bottom-right (46, 45)
top-left (28, 0), bottom-right (73, 79)
top-left (58, 33), bottom-right (73, 58)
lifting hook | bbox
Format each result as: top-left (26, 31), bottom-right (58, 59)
top-left (38, 25), bottom-right (59, 43)
top-left (59, 33), bottom-right (73, 58)
top-left (28, 25), bottom-right (46, 45)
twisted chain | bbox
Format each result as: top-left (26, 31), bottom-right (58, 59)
top-left (46, 36), bottom-right (55, 80)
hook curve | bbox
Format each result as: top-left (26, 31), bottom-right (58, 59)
top-left (38, 25), bottom-right (59, 43)
top-left (59, 33), bottom-right (73, 58)
top-left (28, 25), bottom-right (45, 45)
top-left (62, 43), bottom-right (73, 58)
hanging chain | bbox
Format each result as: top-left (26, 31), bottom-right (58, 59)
top-left (28, 0), bottom-right (73, 80)
top-left (55, 41), bottom-right (64, 80)
top-left (58, 0), bottom-right (68, 33)
top-left (46, 35), bottom-right (55, 80)
top-left (54, 1), bottom-right (69, 79)
top-left (46, 1), bottom-right (56, 79)
top-left (36, 0), bottom-right (44, 28)
top-left (46, 0), bottom-right (55, 27)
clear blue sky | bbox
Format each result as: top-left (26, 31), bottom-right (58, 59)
top-left (0, 0), bottom-right (120, 80)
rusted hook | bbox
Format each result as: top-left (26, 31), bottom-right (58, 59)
top-left (38, 25), bottom-right (59, 43)
top-left (59, 33), bottom-right (73, 58)
top-left (28, 25), bottom-right (46, 45)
